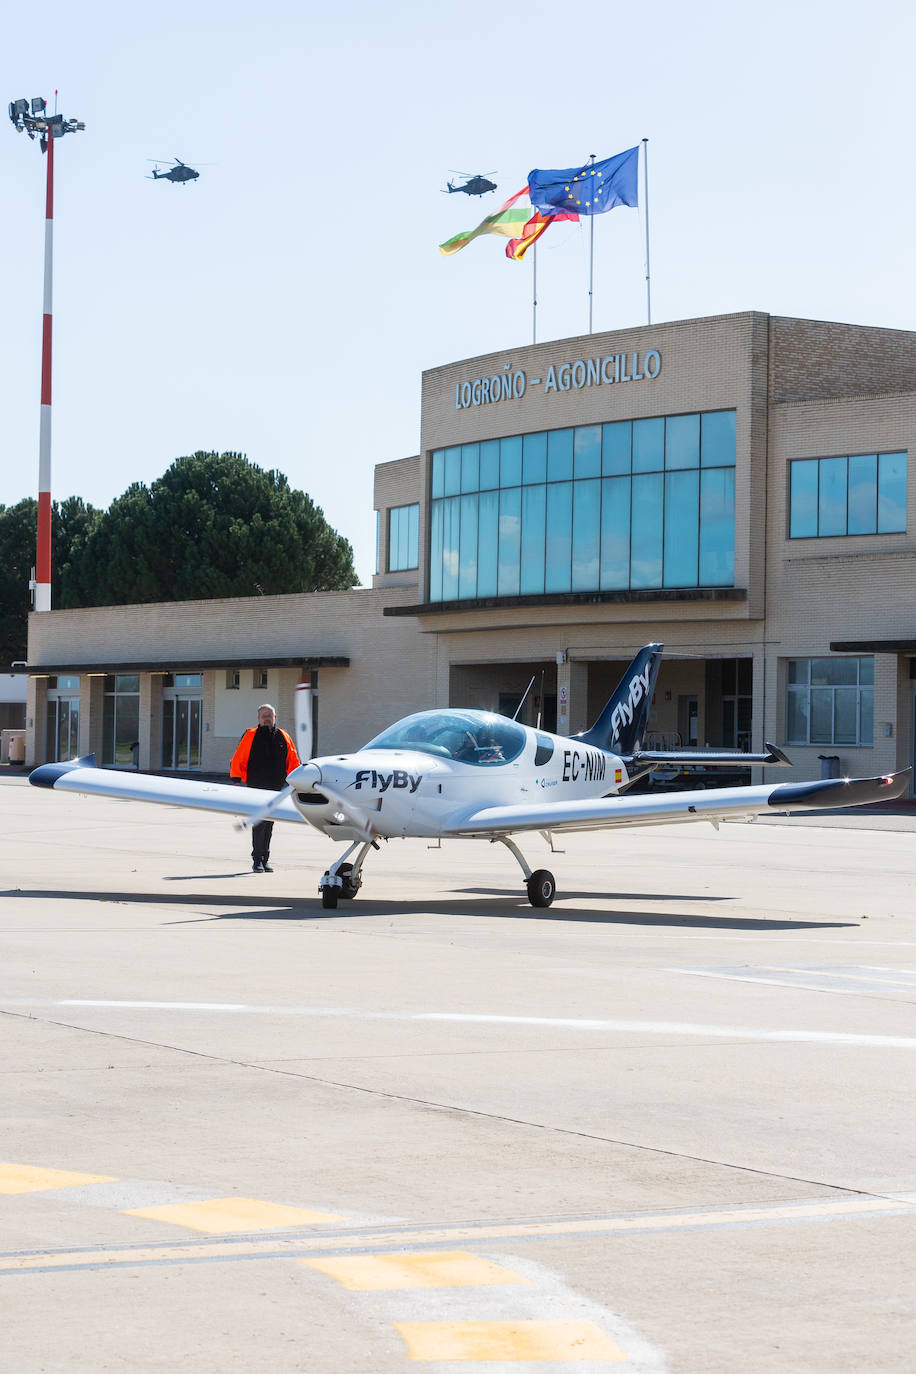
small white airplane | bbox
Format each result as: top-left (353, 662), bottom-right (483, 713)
top-left (30, 644), bottom-right (910, 908)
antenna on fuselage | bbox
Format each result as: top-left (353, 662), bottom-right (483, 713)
top-left (512, 676), bottom-right (536, 722)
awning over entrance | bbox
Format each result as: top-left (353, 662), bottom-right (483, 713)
top-left (23, 655), bottom-right (350, 675)
top-left (830, 640), bottom-right (916, 654)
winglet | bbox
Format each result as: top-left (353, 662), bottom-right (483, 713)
top-left (29, 755), bottom-right (97, 788)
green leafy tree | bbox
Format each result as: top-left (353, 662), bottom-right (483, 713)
top-left (63, 452), bottom-right (356, 606)
top-left (0, 496), bottom-right (101, 664)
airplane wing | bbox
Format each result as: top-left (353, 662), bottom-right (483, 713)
top-left (28, 756), bottom-right (306, 823)
top-left (449, 769), bottom-right (911, 836)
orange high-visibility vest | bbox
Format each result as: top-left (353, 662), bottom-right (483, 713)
top-left (230, 728), bottom-right (300, 784)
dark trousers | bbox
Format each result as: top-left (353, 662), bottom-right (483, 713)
top-left (252, 820), bottom-right (274, 862)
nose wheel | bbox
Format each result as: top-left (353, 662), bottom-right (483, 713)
top-left (319, 844), bottom-right (372, 909)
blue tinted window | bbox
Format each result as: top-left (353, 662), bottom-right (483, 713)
top-left (630, 473), bottom-right (663, 586)
top-left (429, 502), bottom-right (443, 600)
top-left (522, 431), bottom-right (547, 484)
top-left (388, 504), bottom-right (419, 571)
top-left (500, 435), bottom-right (522, 487)
top-left (699, 468), bottom-right (735, 583)
top-left (443, 447), bottom-right (461, 497)
top-left (477, 490), bottom-right (498, 596)
top-left (632, 418), bottom-right (664, 472)
top-left (665, 414), bottom-right (700, 470)
top-left (545, 482), bottom-right (572, 592)
top-left (572, 478), bottom-right (600, 590)
top-left (441, 496), bottom-right (460, 600)
top-left (497, 488), bottom-right (521, 595)
top-left (818, 456), bottom-right (847, 536)
top-left (431, 451), bottom-right (445, 499)
top-left (602, 421), bottom-right (631, 475)
top-left (458, 495), bottom-right (478, 598)
top-left (520, 485), bottom-right (546, 594)
top-left (460, 444), bottom-right (479, 494)
top-left (574, 425), bottom-right (601, 478)
top-left (701, 410), bottom-right (736, 466)
top-left (479, 440), bottom-right (500, 490)
top-left (789, 461), bottom-right (818, 537)
top-left (547, 428), bottom-right (574, 481)
top-left (847, 455), bottom-right (877, 534)
top-left (789, 451), bottom-right (906, 538)
top-left (878, 451), bottom-right (907, 532)
top-left (600, 476), bottom-right (630, 588)
top-left (664, 470), bottom-right (699, 585)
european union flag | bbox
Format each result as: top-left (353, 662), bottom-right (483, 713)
top-left (527, 146), bottom-right (639, 217)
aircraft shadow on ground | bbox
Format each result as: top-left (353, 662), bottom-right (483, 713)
top-left (0, 888), bottom-right (857, 931)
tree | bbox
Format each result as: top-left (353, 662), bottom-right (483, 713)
top-left (62, 452), bottom-right (356, 606)
top-left (0, 496), bottom-right (101, 664)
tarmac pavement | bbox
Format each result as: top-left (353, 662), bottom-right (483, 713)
top-left (1, 772), bottom-right (915, 1372)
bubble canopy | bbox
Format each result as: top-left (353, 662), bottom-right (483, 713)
top-left (364, 710), bottom-right (527, 766)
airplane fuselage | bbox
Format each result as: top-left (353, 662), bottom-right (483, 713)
top-left (289, 711), bottom-right (629, 842)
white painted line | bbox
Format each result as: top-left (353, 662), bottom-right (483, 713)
top-left (5, 1000), bottom-right (916, 1048)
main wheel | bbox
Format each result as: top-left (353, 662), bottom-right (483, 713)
top-left (526, 869), bottom-right (556, 908)
top-left (321, 886), bottom-right (338, 909)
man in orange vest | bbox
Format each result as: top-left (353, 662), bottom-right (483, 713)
top-left (230, 703), bottom-right (300, 872)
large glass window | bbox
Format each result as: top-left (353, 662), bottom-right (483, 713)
top-left (429, 411), bottom-right (736, 601)
top-left (789, 453), bottom-right (907, 538)
top-left (786, 657), bottom-right (874, 745)
top-left (388, 503), bottom-right (419, 571)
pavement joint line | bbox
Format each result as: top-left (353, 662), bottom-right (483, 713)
top-left (2, 1195), bottom-right (916, 1275)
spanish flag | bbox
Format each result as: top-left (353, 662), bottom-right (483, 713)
top-left (505, 208), bottom-right (577, 261)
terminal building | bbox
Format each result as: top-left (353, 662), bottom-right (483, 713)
top-left (22, 310), bottom-right (916, 792)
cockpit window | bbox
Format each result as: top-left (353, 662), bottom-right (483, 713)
top-left (364, 710), bottom-right (527, 766)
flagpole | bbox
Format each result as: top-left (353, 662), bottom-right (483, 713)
top-left (642, 137), bottom-right (651, 325)
top-left (532, 240), bottom-right (538, 344)
top-left (587, 152), bottom-right (596, 334)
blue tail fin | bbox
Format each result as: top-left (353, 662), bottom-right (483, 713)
top-left (574, 644), bottom-right (664, 755)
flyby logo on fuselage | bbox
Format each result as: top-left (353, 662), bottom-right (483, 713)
top-left (350, 769), bottom-right (422, 793)
top-left (610, 666), bottom-right (653, 743)
top-left (562, 749), bottom-right (606, 783)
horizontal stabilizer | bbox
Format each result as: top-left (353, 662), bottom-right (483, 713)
top-left (627, 741), bottom-right (792, 768)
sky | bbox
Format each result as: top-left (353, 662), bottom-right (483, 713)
top-left (3, 0), bottom-right (914, 586)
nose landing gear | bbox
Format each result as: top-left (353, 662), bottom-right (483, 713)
top-left (492, 835), bottom-right (556, 908)
top-left (319, 840), bottom-right (374, 909)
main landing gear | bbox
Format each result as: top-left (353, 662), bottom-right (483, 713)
top-left (492, 836), bottom-right (556, 908)
top-left (319, 840), bottom-right (376, 909)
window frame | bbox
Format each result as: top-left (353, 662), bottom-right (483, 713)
top-left (785, 656), bottom-right (875, 746)
top-left (788, 451), bottom-right (907, 539)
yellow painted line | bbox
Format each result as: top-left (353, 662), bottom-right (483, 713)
top-left (122, 1197), bottom-right (344, 1234)
top-left (0, 1164), bottom-right (117, 1195)
top-left (299, 1250), bottom-right (528, 1290)
top-left (395, 1319), bottom-right (626, 1361)
top-left (4, 1194), bottom-right (915, 1273)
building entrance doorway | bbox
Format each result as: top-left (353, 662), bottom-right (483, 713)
top-left (46, 677), bottom-right (80, 761)
top-left (162, 674), bottom-right (203, 770)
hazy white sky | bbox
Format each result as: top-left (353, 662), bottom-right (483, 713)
top-left (3, 0), bottom-right (913, 584)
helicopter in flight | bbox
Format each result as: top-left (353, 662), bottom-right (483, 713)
top-left (147, 158), bottom-right (200, 183)
top-left (443, 171), bottom-right (497, 196)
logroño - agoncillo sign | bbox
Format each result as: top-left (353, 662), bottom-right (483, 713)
top-left (455, 349), bottom-right (661, 410)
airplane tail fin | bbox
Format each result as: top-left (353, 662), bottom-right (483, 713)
top-left (574, 643), bottom-right (664, 755)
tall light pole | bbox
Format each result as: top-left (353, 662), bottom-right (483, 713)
top-left (9, 96), bottom-right (85, 612)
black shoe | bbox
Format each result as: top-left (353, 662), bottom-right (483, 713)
top-left (252, 860), bottom-right (264, 872)
top-left (262, 861), bottom-right (273, 873)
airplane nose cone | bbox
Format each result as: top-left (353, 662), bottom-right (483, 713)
top-left (288, 761), bottom-right (322, 789)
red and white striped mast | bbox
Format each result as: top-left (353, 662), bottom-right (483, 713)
top-left (8, 93), bottom-right (85, 612)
